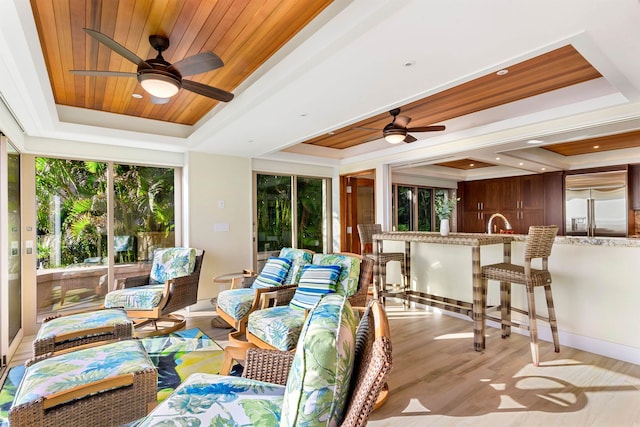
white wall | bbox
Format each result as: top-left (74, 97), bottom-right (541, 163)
top-left (186, 152), bottom-right (253, 303)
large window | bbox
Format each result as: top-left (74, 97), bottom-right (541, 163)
top-left (255, 173), bottom-right (330, 268)
top-left (393, 184), bottom-right (453, 232)
top-left (35, 158), bottom-right (176, 320)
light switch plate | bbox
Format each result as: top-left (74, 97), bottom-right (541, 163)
top-left (214, 223), bottom-right (229, 232)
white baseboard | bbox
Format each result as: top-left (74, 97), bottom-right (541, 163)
top-left (407, 302), bottom-right (640, 365)
top-left (485, 318), bottom-right (640, 365)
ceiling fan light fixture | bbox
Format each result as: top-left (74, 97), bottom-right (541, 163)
top-left (384, 128), bottom-right (407, 144)
top-left (139, 72), bottom-right (180, 98)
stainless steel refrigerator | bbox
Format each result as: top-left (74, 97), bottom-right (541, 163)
top-left (565, 170), bottom-right (627, 237)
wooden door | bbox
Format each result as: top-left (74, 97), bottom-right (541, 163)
top-left (340, 173), bottom-right (375, 253)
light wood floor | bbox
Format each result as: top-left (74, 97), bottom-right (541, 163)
top-left (7, 304), bottom-right (640, 426)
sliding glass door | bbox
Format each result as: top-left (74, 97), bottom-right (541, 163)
top-left (255, 173), bottom-right (330, 270)
top-left (1, 135), bottom-right (21, 369)
top-left (35, 157), bottom-right (176, 321)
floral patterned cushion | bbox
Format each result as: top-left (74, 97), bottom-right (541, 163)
top-left (279, 248), bottom-right (313, 285)
top-left (289, 264), bottom-right (340, 310)
top-left (11, 340), bottom-right (155, 408)
top-left (149, 247), bottom-right (197, 285)
top-left (216, 288), bottom-right (256, 320)
top-left (135, 373), bottom-right (286, 427)
top-left (312, 253), bottom-right (361, 296)
top-left (251, 257), bottom-right (292, 289)
top-left (35, 308), bottom-right (133, 340)
top-left (104, 284), bottom-right (165, 310)
top-left (247, 306), bottom-right (307, 351)
top-left (281, 294), bottom-right (357, 426)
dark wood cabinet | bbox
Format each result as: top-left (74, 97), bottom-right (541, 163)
top-left (519, 174), bottom-right (544, 210)
top-left (459, 174), bottom-right (550, 233)
top-left (462, 180), bottom-right (486, 211)
top-left (462, 210), bottom-right (486, 233)
top-left (543, 171), bottom-right (564, 233)
top-left (629, 164), bottom-right (640, 210)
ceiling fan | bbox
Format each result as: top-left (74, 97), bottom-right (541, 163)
top-left (70, 28), bottom-right (234, 104)
top-left (381, 108), bottom-right (445, 143)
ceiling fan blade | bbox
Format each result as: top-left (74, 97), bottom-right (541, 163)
top-left (182, 79), bottom-right (234, 102)
top-left (168, 52), bottom-right (224, 77)
top-left (70, 70), bottom-right (137, 77)
top-left (407, 125), bottom-right (446, 132)
top-left (395, 115), bottom-right (411, 128)
top-left (151, 96), bottom-right (171, 105)
top-left (83, 28), bottom-right (150, 68)
top-left (404, 134), bottom-right (418, 143)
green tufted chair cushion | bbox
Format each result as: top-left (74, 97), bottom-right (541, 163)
top-left (280, 293), bottom-right (357, 427)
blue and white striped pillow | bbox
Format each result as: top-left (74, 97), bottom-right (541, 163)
top-left (289, 264), bottom-right (341, 310)
top-left (251, 257), bottom-right (293, 289)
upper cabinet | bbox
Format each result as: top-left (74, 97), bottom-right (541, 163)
top-left (459, 174), bottom-right (548, 234)
top-left (629, 164), bottom-right (640, 210)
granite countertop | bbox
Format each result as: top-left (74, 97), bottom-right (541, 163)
top-left (373, 231), bottom-right (513, 246)
top-left (511, 234), bottom-right (640, 247)
top-left (376, 232), bottom-right (640, 248)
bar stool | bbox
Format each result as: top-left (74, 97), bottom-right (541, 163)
top-left (357, 224), bottom-right (407, 304)
top-left (481, 225), bottom-right (559, 366)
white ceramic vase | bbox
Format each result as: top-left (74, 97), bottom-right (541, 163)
top-left (440, 218), bottom-right (450, 236)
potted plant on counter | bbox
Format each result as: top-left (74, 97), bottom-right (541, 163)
top-left (435, 196), bottom-right (460, 236)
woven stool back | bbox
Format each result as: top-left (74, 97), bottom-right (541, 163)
top-left (524, 225), bottom-right (558, 261)
top-left (357, 224), bottom-right (382, 253)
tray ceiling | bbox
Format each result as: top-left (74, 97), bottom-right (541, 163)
top-left (30, 0), bottom-right (333, 126)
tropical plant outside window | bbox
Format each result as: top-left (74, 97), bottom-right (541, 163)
top-left (394, 185), bottom-right (455, 232)
top-left (255, 173), bottom-right (329, 270)
top-left (35, 158), bottom-right (176, 320)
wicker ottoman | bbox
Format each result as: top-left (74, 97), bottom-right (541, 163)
top-left (33, 308), bottom-right (134, 357)
top-left (9, 339), bottom-right (158, 427)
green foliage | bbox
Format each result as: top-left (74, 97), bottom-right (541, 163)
top-left (435, 196), bottom-right (460, 220)
top-left (35, 158), bottom-right (175, 267)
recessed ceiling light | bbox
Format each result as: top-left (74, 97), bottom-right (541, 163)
top-left (496, 69), bottom-right (509, 76)
top-left (132, 93), bottom-right (142, 99)
top-left (328, 131), bottom-right (335, 135)
top-left (469, 163), bottom-right (475, 167)
top-left (541, 167), bottom-right (546, 171)
top-left (495, 157), bottom-right (501, 161)
top-left (519, 162), bottom-right (524, 166)
top-left (527, 139), bottom-right (545, 144)
top-left (593, 145), bottom-right (600, 149)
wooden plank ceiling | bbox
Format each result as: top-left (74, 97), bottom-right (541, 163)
top-left (29, 0), bottom-right (333, 126)
top-left (293, 44), bottom-right (603, 151)
top-left (541, 129), bottom-right (640, 156)
top-left (434, 159), bottom-right (496, 170)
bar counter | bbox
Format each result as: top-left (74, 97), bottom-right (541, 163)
top-left (372, 232), bottom-right (514, 351)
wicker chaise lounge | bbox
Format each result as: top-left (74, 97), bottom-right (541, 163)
top-left (134, 295), bottom-right (392, 427)
top-left (9, 339), bottom-right (158, 427)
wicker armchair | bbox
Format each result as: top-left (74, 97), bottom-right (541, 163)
top-left (256, 252), bottom-right (373, 312)
top-left (245, 252), bottom-right (373, 352)
top-left (135, 297), bottom-right (392, 427)
top-left (481, 225), bottom-right (559, 366)
top-left (215, 248), bottom-right (314, 338)
top-left (105, 247), bottom-right (204, 337)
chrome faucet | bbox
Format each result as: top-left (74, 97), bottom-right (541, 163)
top-left (487, 213), bottom-right (512, 234)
